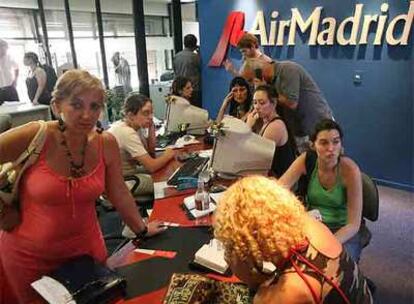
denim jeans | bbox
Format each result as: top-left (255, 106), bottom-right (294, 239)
top-left (343, 232), bottom-right (362, 262)
top-left (331, 227), bottom-right (363, 263)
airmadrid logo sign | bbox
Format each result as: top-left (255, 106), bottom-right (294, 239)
top-left (208, 2), bottom-right (414, 67)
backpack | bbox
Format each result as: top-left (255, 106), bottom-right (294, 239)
top-left (41, 64), bottom-right (58, 93)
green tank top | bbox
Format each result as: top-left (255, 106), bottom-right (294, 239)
top-left (307, 163), bottom-right (347, 230)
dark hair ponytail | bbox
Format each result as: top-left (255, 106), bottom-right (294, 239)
top-left (24, 52), bottom-right (40, 65)
top-left (123, 93), bottom-right (152, 116)
top-left (310, 119), bottom-right (343, 142)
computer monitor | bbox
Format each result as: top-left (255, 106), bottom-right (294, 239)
top-left (165, 96), bottom-right (209, 135)
top-left (211, 116), bottom-right (276, 176)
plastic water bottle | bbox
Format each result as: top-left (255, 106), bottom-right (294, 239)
top-left (199, 170), bottom-right (211, 189)
top-left (194, 179), bottom-right (206, 211)
top-left (199, 170), bottom-right (211, 210)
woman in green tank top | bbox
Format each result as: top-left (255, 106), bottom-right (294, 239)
top-left (280, 119), bottom-right (363, 262)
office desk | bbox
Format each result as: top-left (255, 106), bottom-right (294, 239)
top-left (152, 141), bottom-right (210, 183)
top-left (152, 139), bottom-right (236, 200)
top-left (0, 102), bottom-right (51, 127)
top-left (152, 141), bottom-right (212, 199)
top-left (109, 193), bottom-right (239, 304)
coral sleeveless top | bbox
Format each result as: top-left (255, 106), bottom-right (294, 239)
top-left (6, 132), bottom-right (107, 260)
top-left (0, 131), bottom-right (107, 303)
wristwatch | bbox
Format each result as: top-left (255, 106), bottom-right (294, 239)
top-left (133, 226), bottom-right (148, 242)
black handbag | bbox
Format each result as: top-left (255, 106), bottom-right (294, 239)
top-left (32, 255), bottom-right (127, 304)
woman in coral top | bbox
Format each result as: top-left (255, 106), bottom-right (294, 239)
top-left (0, 69), bottom-right (166, 303)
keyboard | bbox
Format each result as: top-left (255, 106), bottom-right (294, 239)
top-left (167, 157), bottom-right (209, 186)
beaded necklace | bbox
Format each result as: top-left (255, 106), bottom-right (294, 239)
top-left (59, 127), bottom-right (88, 178)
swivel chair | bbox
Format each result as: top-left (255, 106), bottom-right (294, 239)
top-left (359, 172), bottom-right (379, 297)
top-left (98, 175), bottom-right (154, 253)
top-left (359, 172), bottom-right (380, 248)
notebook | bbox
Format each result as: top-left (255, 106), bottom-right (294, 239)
top-left (193, 239), bottom-right (229, 274)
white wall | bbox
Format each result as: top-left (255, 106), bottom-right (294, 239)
top-left (182, 21), bottom-right (199, 42)
top-left (181, 2), bottom-right (196, 21)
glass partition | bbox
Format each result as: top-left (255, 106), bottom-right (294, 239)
top-left (0, 7), bottom-right (40, 101)
top-left (42, 3), bottom-right (73, 77)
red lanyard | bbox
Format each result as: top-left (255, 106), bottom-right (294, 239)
top-left (289, 247), bottom-right (351, 304)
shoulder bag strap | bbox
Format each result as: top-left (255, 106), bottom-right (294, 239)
top-left (10, 120), bottom-right (48, 167)
top-left (10, 120), bottom-right (48, 197)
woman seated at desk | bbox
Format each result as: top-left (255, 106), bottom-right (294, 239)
top-left (108, 93), bottom-right (176, 196)
top-left (279, 119), bottom-right (363, 262)
top-left (246, 84), bottom-right (296, 177)
top-left (0, 70), bottom-right (165, 303)
top-left (170, 76), bottom-right (197, 106)
top-left (216, 76), bottom-right (252, 123)
top-left (214, 176), bottom-right (373, 304)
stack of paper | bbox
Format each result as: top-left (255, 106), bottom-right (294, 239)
top-left (194, 239), bottom-right (228, 274)
top-left (183, 192), bottom-right (223, 219)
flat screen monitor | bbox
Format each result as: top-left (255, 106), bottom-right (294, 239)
top-left (211, 116), bottom-right (276, 176)
top-left (165, 96), bottom-right (209, 135)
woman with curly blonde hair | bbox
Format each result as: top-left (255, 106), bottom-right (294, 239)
top-left (214, 176), bottom-right (372, 304)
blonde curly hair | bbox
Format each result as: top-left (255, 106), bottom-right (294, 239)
top-left (214, 176), bottom-right (306, 268)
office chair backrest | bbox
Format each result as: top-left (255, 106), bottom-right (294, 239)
top-left (361, 172), bottom-right (379, 222)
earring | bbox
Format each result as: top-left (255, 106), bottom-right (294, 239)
top-left (96, 120), bottom-right (103, 134)
top-left (58, 117), bottom-right (66, 132)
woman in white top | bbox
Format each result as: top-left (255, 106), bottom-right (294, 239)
top-left (108, 94), bottom-right (176, 195)
top-left (171, 76), bottom-right (194, 105)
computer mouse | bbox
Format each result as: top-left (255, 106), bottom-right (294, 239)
top-left (210, 184), bottom-right (228, 193)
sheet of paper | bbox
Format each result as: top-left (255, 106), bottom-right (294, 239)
top-left (31, 276), bottom-right (76, 304)
top-left (154, 181), bottom-right (169, 199)
top-left (194, 239), bottom-right (228, 274)
top-left (184, 192), bottom-right (223, 212)
top-left (174, 136), bottom-right (200, 148)
top-left (134, 248), bottom-right (177, 259)
top-left (209, 192), bottom-right (224, 204)
top-left (189, 203), bottom-right (216, 218)
top-left (198, 149), bottom-right (213, 158)
top-left (162, 221), bottom-right (180, 227)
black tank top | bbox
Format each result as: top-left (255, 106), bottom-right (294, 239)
top-left (26, 72), bottom-right (51, 105)
top-left (260, 116), bottom-right (296, 177)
